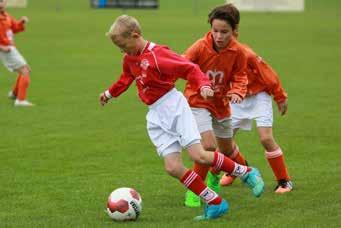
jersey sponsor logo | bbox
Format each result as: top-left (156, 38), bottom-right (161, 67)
top-left (140, 59), bottom-right (150, 70)
top-left (206, 70), bottom-right (225, 97)
top-left (206, 70), bottom-right (224, 86)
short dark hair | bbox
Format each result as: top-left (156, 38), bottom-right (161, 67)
top-left (223, 3), bottom-right (240, 24)
top-left (208, 4), bottom-right (240, 30)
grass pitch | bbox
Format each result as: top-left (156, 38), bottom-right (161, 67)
top-left (0, 0), bottom-right (340, 227)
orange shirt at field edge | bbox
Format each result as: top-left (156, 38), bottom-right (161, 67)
top-left (0, 11), bottom-right (25, 46)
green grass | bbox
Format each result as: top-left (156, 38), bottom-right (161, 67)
top-left (0, 0), bottom-right (340, 227)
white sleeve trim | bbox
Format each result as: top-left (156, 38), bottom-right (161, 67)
top-left (104, 90), bottom-right (112, 99)
top-left (200, 86), bottom-right (211, 91)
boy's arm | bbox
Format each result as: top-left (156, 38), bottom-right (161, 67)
top-left (252, 56), bottom-right (287, 104)
top-left (10, 15), bottom-right (27, 33)
top-left (100, 61), bottom-right (135, 106)
top-left (250, 56), bottom-right (288, 115)
top-left (227, 50), bottom-right (248, 102)
top-left (156, 47), bottom-right (212, 92)
top-left (183, 40), bottom-right (201, 63)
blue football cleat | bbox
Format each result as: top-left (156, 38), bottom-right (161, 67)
top-left (194, 199), bottom-right (229, 221)
top-left (241, 167), bottom-right (265, 197)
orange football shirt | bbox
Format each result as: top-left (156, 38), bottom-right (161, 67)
top-left (0, 11), bottom-right (25, 46)
top-left (183, 32), bottom-right (248, 119)
top-left (241, 43), bottom-right (287, 104)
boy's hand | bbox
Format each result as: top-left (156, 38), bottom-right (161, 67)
top-left (277, 99), bottom-right (288, 116)
top-left (227, 93), bottom-right (242, 104)
top-left (0, 45), bottom-right (11, 53)
top-left (99, 92), bottom-right (110, 106)
top-left (200, 86), bottom-right (214, 99)
top-left (20, 16), bottom-right (29, 24)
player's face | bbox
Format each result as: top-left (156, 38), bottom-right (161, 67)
top-left (111, 34), bottom-right (138, 55)
top-left (0, 0), bottom-right (7, 11)
top-left (211, 19), bottom-right (234, 51)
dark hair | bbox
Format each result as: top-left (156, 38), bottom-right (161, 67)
top-left (224, 3), bottom-right (240, 24)
top-left (208, 4), bottom-right (240, 30)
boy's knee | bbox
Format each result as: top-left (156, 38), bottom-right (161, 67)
top-left (202, 142), bottom-right (216, 152)
top-left (260, 136), bottom-right (275, 148)
top-left (164, 163), bottom-right (181, 178)
top-left (189, 150), bottom-right (209, 165)
top-left (18, 65), bottom-right (30, 76)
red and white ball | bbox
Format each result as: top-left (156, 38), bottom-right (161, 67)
top-left (106, 187), bottom-right (142, 221)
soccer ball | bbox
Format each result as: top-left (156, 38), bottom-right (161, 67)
top-left (106, 187), bottom-right (142, 221)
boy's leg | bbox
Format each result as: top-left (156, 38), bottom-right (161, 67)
top-left (185, 130), bottom-right (216, 207)
top-left (14, 66), bottom-right (33, 106)
top-left (9, 75), bottom-right (21, 99)
top-left (219, 143), bottom-right (247, 186)
top-left (188, 143), bottom-right (265, 198)
top-left (163, 152), bottom-right (228, 220)
top-left (184, 162), bottom-right (209, 207)
top-left (17, 75), bottom-right (30, 101)
top-left (258, 127), bottom-right (292, 193)
top-left (214, 136), bottom-right (248, 186)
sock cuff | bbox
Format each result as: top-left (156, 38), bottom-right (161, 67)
top-left (265, 147), bottom-right (283, 159)
top-left (199, 187), bottom-right (219, 204)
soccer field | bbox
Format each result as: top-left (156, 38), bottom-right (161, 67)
top-left (0, 0), bottom-right (340, 227)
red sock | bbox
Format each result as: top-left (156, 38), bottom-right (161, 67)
top-left (230, 145), bottom-right (247, 165)
top-left (181, 170), bottom-right (222, 205)
top-left (17, 75), bottom-right (30, 101)
top-left (192, 162), bottom-right (210, 180)
top-left (265, 147), bottom-right (290, 181)
top-left (12, 75), bottom-right (22, 96)
top-left (212, 152), bottom-right (250, 176)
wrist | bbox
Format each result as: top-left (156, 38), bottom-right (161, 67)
top-left (104, 90), bottom-right (112, 99)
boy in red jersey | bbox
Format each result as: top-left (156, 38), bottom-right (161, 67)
top-left (216, 4), bottom-right (293, 193)
top-left (183, 5), bottom-right (264, 207)
top-left (100, 15), bottom-right (264, 220)
top-left (0, 0), bottom-right (33, 106)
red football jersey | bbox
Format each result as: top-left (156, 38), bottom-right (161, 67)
top-left (107, 42), bottom-right (211, 105)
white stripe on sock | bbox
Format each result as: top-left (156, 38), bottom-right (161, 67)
top-left (184, 171), bottom-right (197, 187)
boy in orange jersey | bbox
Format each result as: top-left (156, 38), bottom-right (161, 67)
top-left (217, 3), bottom-right (293, 194)
top-left (183, 5), bottom-right (264, 207)
top-left (0, 0), bottom-right (33, 106)
top-left (100, 14), bottom-right (265, 220)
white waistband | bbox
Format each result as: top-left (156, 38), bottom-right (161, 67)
top-left (148, 88), bottom-right (178, 109)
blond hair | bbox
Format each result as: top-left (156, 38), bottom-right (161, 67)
top-left (106, 15), bottom-right (141, 38)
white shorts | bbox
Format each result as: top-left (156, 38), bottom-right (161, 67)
top-left (191, 107), bottom-right (233, 139)
top-left (146, 89), bottom-right (201, 157)
top-left (231, 92), bottom-right (273, 131)
top-left (0, 46), bottom-right (27, 72)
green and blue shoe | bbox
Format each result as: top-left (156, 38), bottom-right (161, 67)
top-left (241, 167), bottom-right (265, 197)
top-left (194, 199), bottom-right (229, 221)
top-left (206, 171), bottom-right (221, 194)
top-left (184, 190), bottom-right (201, 208)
